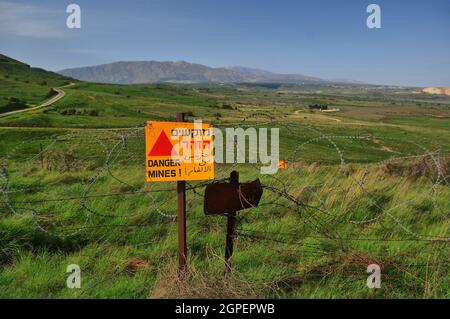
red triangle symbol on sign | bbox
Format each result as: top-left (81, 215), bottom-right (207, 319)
top-left (149, 131), bottom-right (178, 156)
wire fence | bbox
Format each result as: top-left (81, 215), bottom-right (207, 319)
top-left (0, 115), bottom-right (449, 294)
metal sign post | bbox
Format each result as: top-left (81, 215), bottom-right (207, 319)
top-left (176, 112), bottom-right (187, 279)
top-left (224, 171), bottom-right (238, 275)
top-left (203, 170), bottom-right (263, 275)
top-left (145, 114), bottom-right (215, 280)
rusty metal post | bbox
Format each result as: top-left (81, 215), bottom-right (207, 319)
top-left (176, 112), bottom-right (187, 279)
top-left (224, 170), bottom-right (239, 275)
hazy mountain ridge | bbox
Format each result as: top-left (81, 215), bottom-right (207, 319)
top-left (58, 60), bottom-right (332, 84)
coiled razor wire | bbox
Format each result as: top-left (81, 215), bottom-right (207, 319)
top-left (0, 114), bottom-right (449, 241)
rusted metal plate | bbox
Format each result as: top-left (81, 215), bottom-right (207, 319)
top-left (204, 179), bottom-right (263, 215)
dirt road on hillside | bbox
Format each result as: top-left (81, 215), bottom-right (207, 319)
top-left (0, 83), bottom-right (75, 118)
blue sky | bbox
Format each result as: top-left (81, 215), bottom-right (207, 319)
top-left (1, 0), bottom-right (449, 86)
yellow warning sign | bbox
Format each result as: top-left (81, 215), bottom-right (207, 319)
top-left (145, 121), bottom-right (214, 182)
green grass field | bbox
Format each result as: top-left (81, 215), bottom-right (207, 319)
top-left (0, 54), bottom-right (74, 113)
top-left (0, 56), bottom-right (449, 298)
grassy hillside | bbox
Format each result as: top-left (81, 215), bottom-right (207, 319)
top-left (0, 124), bottom-right (448, 298)
top-left (0, 54), bottom-right (73, 113)
top-left (0, 56), bottom-right (449, 298)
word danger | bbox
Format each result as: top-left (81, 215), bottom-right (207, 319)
top-left (147, 159), bottom-right (181, 178)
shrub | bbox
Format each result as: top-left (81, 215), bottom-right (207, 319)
top-left (85, 109), bottom-right (98, 116)
top-left (379, 157), bottom-right (450, 182)
top-left (45, 88), bottom-right (58, 98)
top-left (43, 148), bottom-right (81, 172)
top-left (9, 97), bottom-right (22, 103)
top-left (59, 108), bottom-right (99, 116)
top-left (5, 97), bottom-right (27, 110)
top-left (308, 103), bottom-right (328, 110)
top-left (151, 258), bottom-right (263, 298)
top-left (60, 108), bottom-right (77, 116)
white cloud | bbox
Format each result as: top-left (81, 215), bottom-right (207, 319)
top-left (0, 1), bottom-right (66, 38)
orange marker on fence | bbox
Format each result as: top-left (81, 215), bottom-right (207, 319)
top-left (278, 160), bottom-right (287, 169)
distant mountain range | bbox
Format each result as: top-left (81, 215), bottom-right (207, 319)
top-left (58, 60), bottom-right (361, 85)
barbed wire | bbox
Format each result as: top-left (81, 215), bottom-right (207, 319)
top-left (1, 120), bottom-right (449, 237)
top-left (1, 113), bottom-right (449, 293)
